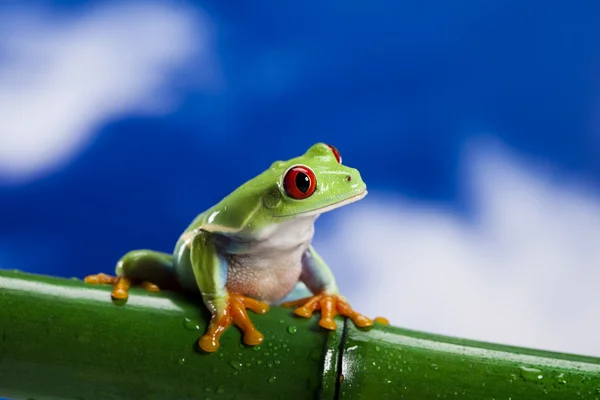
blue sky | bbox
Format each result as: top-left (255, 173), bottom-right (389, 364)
top-left (1, 1), bottom-right (600, 357)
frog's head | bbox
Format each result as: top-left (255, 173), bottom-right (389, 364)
top-left (203, 143), bottom-right (367, 235)
top-left (262, 142), bottom-right (367, 219)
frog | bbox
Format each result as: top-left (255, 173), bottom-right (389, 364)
top-left (85, 143), bottom-right (374, 352)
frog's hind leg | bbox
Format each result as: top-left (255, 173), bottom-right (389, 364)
top-left (85, 250), bottom-right (175, 300)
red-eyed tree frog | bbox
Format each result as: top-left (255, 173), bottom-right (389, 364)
top-left (86, 143), bottom-right (375, 352)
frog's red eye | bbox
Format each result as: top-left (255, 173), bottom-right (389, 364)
top-left (283, 165), bottom-right (317, 200)
top-left (326, 144), bottom-right (342, 164)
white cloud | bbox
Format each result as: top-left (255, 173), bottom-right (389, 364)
top-left (315, 140), bottom-right (600, 357)
top-left (0, 2), bottom-right (216, 183)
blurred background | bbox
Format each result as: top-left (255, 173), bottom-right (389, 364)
top-left (1, 1), bottom-right (600, 357)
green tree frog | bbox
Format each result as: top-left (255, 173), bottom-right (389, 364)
top-left (86, 143), bottom-right (374, 352)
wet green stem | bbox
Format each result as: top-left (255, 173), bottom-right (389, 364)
top-left (0, 270), bottom-right (599, 400)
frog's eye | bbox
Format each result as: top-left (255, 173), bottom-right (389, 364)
top-left (326, 144), bottom-right (342, 164)
top-left (283, 165), bottom-right (317, 200)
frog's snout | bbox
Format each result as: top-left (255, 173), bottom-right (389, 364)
top-left (345, 168), bottom-right (367, 194)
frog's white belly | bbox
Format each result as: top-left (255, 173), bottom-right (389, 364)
top-left (224, 215), bottom-right (316, 303)
top-left (225, 246), bottom-right (306, 303)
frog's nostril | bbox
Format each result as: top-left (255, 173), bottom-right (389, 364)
top-left (345, 175), bottom-right (352, 182)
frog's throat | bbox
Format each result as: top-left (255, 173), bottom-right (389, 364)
top-left (276, 189), bottom-right (367, 218)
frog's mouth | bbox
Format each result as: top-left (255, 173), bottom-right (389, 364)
top-left (278, 189), bottom-right (368, 218)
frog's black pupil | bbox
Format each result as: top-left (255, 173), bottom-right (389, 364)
top-left (296, 173), bottom-right (311, 193)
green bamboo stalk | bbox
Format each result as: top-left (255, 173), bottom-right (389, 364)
top-left (1, 270), bottom-right (600, 400)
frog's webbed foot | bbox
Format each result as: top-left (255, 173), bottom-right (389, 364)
top-left (282, 293), bottom-right (374, 330)
top-left (84, 273), bottom-right (160, 300)
top-left (199, 293), bottom-right (269, 353)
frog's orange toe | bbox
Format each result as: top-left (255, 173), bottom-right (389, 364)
top-left (281, 297), bottom-right (312, 308)
top-left (374, 316), bottom-right (390, 325)
top-left (85, 272), bottom-right (163, 300)
top-left (110, 276), bottom-right (131, 300)
top-left (290, 293), bottom-right (372, 331)
top-left (199, 313), bottom-right (232, 353)
top-left (84, 273), bottom-right (129, 299)
top-left (294, 307), bottom-right (313, 318)
top-left (84, 273), bottom-right (115, 285)
top-left (199, 334), bottom-right (221, 352)
top-left (199, 293), bottom-right (267, 352)
top-left (241, 296), bottom-right (270, 315)
top-left (319, 317), bottom-right (337, 330)
top-left (141, 281), bottom-right (160, 293)
top-left (292, 294), bottom-right (323, 318)
top-left (243, 330), bottom-right (264, 346)
top-left (336, 297), bottom-right (374, 328)
top-left (111, 289), bottom-right (129, 300)
top-left (352, 315), bottom-right (375, 328)
top-left (230, 293), bottom-right (267, 347)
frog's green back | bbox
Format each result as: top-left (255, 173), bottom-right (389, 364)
top-left (185, 172), bottom-right (276, 235)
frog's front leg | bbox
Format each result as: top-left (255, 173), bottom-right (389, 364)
top-left (282, 245), bottom-right (374, 330)
top-left (85, 250), bottom-right (175, 299)
top-left (189, 232), bottom-right (269, 352)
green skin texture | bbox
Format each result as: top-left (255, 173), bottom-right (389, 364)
top-left (115, 143), bottom-right (367, 328)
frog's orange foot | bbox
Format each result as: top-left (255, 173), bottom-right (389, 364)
top-left (282, 293), bottom-right (374, 330)
top-left (374, 316), bottom-right (390, 325)
top-left (198, 293), bottom-right (269, 353)
top-left (84, 273), bottom-right (160, 300)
